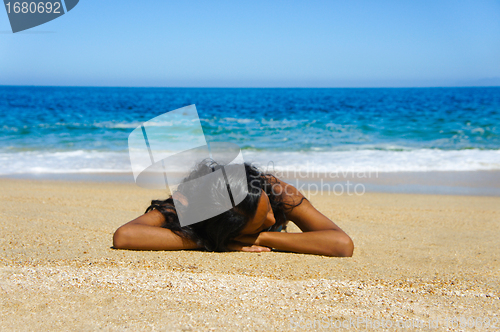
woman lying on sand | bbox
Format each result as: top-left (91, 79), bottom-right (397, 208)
top-left (113, 161), bottom-right (353, 257)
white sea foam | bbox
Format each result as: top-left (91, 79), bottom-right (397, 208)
top-left (0, 148), bottom-right (499, 175)
top-left (0, 150), bottom-right (132, 175)
top-left (244, 149), bottom-right (500, 173)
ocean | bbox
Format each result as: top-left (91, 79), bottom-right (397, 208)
top-left (1, 86), bottom-right (499, 176)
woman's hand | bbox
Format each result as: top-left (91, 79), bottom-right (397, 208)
top-left (233, 233), bottom-right (261, 245)
top-left (227, 233), bottom-right (271, 252)
top-left (226, 241), bottom-right (271, 252)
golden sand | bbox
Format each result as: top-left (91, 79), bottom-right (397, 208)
top-left (0, 178), bottom-right (499, 331)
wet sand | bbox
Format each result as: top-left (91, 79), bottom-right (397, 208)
top-left (5, 169), bottom-right (500, 196)
top-left (0, 178), bottom-right (499, 331)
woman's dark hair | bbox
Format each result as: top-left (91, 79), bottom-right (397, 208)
top-left (145, 160), bottom-right (304, 252)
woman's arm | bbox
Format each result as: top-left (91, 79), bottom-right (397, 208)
top-left (113, 210), bottom-right (200, 250)
top-left (235, 179), bottom-right (354, 257)
top-left (258, 230), bottom-right (352, 257)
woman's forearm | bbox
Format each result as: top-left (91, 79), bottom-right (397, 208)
top-left (257, 230), bottom-right (354, 257)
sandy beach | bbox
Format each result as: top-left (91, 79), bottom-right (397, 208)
top-left (1, 178), bottom-right (499, 331)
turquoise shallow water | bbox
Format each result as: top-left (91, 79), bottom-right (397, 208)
top-left (0, 86), bottom-right (499, 174)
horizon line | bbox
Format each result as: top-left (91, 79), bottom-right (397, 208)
top-left (1, 84), bottom-right (500, 89)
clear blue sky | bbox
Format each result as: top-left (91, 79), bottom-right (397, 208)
top-left (1, 0), bottom-right (499, 87)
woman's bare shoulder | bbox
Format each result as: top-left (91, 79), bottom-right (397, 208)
top-left (264, 174), bottom-right (306, 207)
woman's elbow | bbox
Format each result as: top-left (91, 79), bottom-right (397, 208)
top-left (330, 234), bottom-right (354, 257)
top-left (113, 226), bottom-right (132, 249)
top-left (341, 236), bottom-right (354, 257)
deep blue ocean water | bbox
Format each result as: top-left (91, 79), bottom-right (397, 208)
top-left (0, 86), bottom-right (499, 174)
